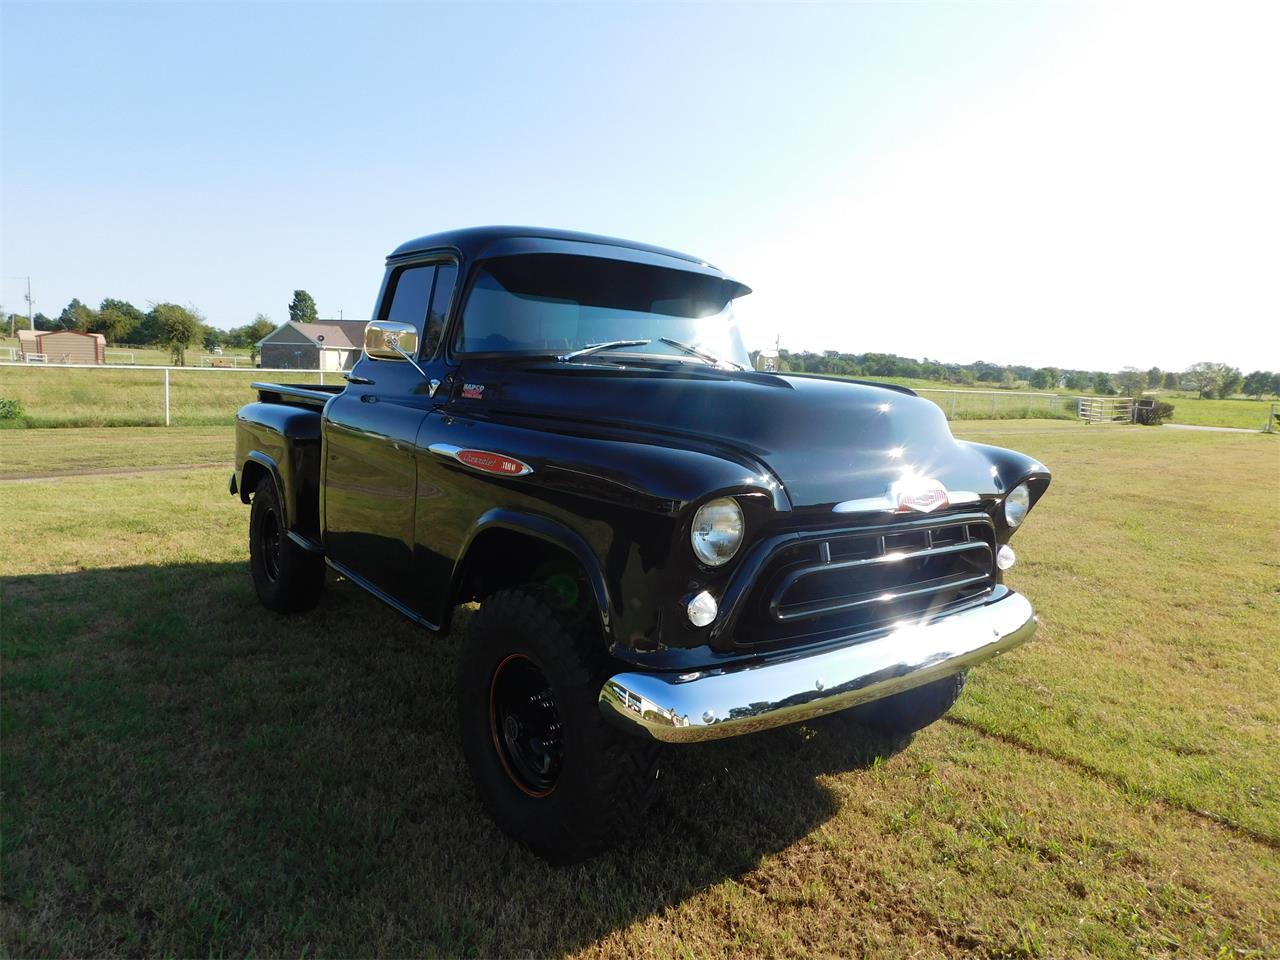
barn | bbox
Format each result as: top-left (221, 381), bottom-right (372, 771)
top-left (18, 329), bottom-right (106, 363)
top-left (257, 320), bottom-right (365, 370)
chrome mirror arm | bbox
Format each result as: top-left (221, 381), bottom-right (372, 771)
top-left (390, 338), bottom-right (430, 382)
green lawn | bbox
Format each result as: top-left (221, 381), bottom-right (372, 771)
top-left (0, 426), bottom-right (231, 478)
top-left (0, 367), bottom-right (328, 427)
top-left (1, 422), bottom-right (1277, 956)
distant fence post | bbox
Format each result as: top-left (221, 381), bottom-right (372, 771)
top-left (164, 368), bottom-right (170, 427)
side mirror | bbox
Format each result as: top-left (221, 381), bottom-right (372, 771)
top-left (364, 320), bottom-right (419, 361)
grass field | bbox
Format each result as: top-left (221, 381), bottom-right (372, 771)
top-left (2, 421), bottom-right (1277, 956)
top-left (0, 367), bottom-right (327, 427)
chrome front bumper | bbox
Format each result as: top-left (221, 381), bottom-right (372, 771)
top-left (599, 590), bottom-right (1037, 743)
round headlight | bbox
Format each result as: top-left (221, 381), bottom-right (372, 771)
top-left (691, 497), bottom-right (744, 566)
top-left (1004, 482), bottom-right (1031, 528)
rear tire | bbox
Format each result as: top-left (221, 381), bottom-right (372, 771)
top-left (456, 589), bottom-right (659, 863)
top-left (249, 474), bottom-right (324, 612)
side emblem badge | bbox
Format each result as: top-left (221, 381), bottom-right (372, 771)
top-left (461, 383), bottom-right (485, 400)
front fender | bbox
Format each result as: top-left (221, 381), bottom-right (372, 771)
top-left (450, 507), bottom-right (616, 642)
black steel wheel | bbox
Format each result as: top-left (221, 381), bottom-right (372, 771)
top-left (248, 474), bottom-right (324, 613)
top-left (489, 653), bottom-right (563, 797)
top-left (457, 589), bottom-right (660, 863)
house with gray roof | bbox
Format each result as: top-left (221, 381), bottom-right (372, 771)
top-left (257, 319), bottom-right (366, 370)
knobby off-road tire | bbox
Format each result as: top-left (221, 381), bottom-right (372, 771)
top-left (248, 474), bottom-right (324, 613)
top-left (817, 672), bottom-right (968, 743)
top-left (457, 589), bottom-right (660, 864)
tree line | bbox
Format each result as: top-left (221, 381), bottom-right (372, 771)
top-left (5, 296), bottom-right (1275, 397)
top-left (758, 351), bottom-right (1280, 399)
top-left (3, 290), bottom-right (321, 365)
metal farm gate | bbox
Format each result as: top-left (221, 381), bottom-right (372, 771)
top-left (1076, 397), bottom-right (1135, 423)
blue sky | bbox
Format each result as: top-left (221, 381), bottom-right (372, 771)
top-left (2, 1), bottom-right (1275, 371)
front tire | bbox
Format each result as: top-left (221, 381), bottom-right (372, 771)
top-left (248, 474), bottom-right (324, 612)
top-left (456, 589), bottom-right (659, 863)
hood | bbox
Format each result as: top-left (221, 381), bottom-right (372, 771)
top-left (462, 362), bottom-right (1015, 510)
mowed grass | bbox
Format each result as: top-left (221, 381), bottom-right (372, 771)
top-left (0, 426), bottom-right (231, 478)
top-left (1155, 394), bottom-right (1278, 430)
top-left (0, 367), bottom-right (327, 428)
top-left (1, 423), bottom-right (1278, 956)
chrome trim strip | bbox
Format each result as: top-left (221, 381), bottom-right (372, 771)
top-left (599, 590), bottom-right (1037, 743)
top-left (427, 443), bottom-right (533, 477)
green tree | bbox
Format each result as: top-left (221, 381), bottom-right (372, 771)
top-left (92, 298), bottom-right (144, 343)
top-left (289, 290), bottom-right (318, 324)
top-left (149, 303), bottom-right (201, 365)
top-left (1162, 371), bottom-right (1178, 390)
top-left (1242, 370), bottom-right (1273, 398)
top-left (1216, 367), bottom-right (1243, 399)
top-left (1092, 372), bottom-right (1116, 395)
top-left (1063, 371), bottom-right (1088, 391)
top-left (1146, 366), bottom-right (1162, 388)
top-left (1184, 362), bottom-right (1226, 399)
top-left (1116, 367), bottom-right (1146, 396)
top-left (56, 298), bottom-right (97, 332)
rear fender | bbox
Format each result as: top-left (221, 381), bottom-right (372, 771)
top-left (234, 401), bottom-right (323, 542)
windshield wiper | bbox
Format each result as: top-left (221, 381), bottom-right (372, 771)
top-left (658, 337), bottom-right (745, 370)
top-left (557, 339), bottom-right (648, 362)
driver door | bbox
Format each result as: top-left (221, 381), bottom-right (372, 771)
top-left (323, 258), bottom-right (457, 608)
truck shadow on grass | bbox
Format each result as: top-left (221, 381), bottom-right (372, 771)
top-left (2, 562), bottom-right (912, 957)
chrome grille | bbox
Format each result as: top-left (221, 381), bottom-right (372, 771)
top-left (734, 514), bottom-right (996, 649)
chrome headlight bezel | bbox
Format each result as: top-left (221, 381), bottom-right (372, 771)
top-left (1004, 482), bottom-right (1032, 528)
top-left (690, 497), bottom-right (745, 567)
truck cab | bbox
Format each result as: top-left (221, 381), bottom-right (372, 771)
top-left (231, 226), bottom-right (1049, 862)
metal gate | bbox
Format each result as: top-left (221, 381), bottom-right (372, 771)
top-left (1076, 397), bottom-right (1135, 423)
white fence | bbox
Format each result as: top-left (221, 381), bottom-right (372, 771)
top-left (0, 361), bottom-right (338, 427)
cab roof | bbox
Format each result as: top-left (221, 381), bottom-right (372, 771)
top-left (388, 225), bottom-right (749, 295)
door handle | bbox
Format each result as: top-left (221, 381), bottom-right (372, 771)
top-left (344, 374), bottom-right (374, 385)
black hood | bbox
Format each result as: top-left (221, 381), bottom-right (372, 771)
top-left (461, 362), bottom-right (1019, 509)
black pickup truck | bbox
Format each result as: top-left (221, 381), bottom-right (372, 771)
top-left (231, 226), bottom-right (1049, 862)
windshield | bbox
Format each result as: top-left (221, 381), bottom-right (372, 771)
top-left (454, 253), bottom-right (750, 367)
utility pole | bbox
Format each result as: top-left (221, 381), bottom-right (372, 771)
top-left (3, 276), bottom-right (32, 336)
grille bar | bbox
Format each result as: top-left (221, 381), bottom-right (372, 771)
top-left (733, 515), bottom-right (997, 650)
top-left (774, 571), bottom-right (992, 622)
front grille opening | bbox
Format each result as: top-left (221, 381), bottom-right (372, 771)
top-left (734, 516), bottom-right (996, 650)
